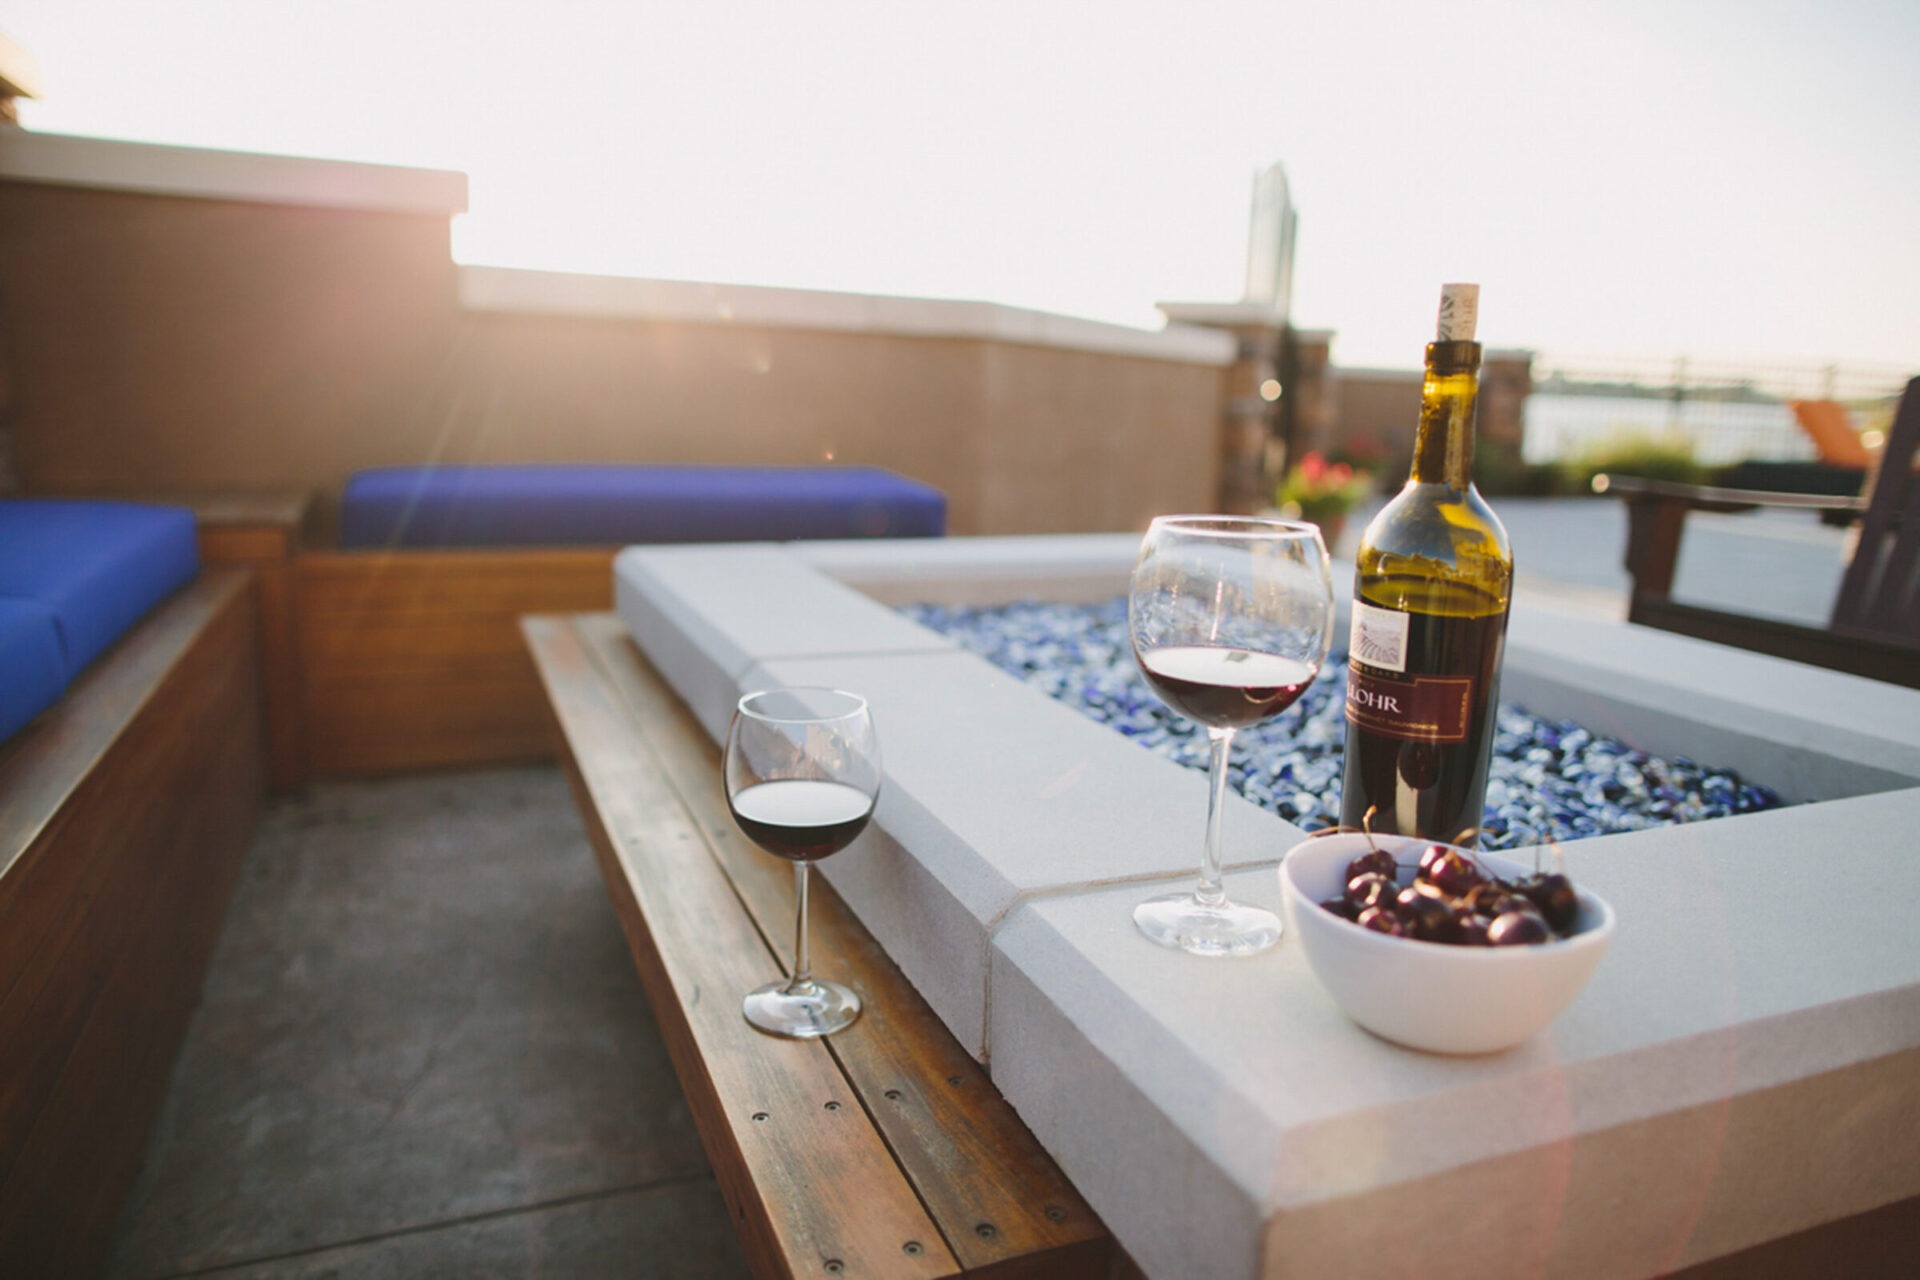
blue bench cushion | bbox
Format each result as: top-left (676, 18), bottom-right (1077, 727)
top-left (0, 500), bottom-right (201, 680)
top-left (0, 598), bottom-right (67, 743)
top-left (339, 465), bottom-right (947, 549)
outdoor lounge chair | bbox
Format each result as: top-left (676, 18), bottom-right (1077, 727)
top-left (1608, 376), bottom-right (1920, 688)
top-left (1790, 398), bottom-right (1876, 469)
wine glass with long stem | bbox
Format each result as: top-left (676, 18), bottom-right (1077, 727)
top-left (1130, 515), bottom-right (1334, 956)
top-left (725, 687), bottom-right (881, 1038)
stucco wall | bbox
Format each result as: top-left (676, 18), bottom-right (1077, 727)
top-left (0, 181), bottom-right (459, 510)
top-left (0, 136), bottom-right (1228, 539)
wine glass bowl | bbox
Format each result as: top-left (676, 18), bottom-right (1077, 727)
top-left (724, 687), bottom-right (879, 1038)
top-left (1129, 516), bottom-right (1335, 956)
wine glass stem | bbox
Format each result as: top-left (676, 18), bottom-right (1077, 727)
top-left (1196, 727), bottom-right (1234, 908)
top-left (786, 860), bottom-right (813, 994)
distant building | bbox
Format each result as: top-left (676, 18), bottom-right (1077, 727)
top-left (1242, 161), bottom-right (1296, 321)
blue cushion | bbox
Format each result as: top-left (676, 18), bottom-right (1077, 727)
top-left (0, 597), bottom-right (67, 743)
top-left (338, 464), bottom-right (947, 549)
top-left (0, 500), bottom-right (201, 680)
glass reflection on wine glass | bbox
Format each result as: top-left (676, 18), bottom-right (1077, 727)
top-left (1129, 515), bottom-right (1335, 956)
top-left (724, 687), bottom-right (880, 1038)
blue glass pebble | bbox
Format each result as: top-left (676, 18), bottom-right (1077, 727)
top-left (899, 597), bottom-right (1785, 850)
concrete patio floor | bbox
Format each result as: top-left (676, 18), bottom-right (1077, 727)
top-left (105, 767), bottom-right (750, 1280)
top-left (104, 495), bottom-right (1856, 1278)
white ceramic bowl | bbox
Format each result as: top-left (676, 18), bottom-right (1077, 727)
top-left (1279, 832), bottom-right (1616, 1055)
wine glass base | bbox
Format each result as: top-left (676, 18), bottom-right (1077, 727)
top-left (742, 977), bottom-right (862, 1039)
top-left (1134, 892), bottom-right (1283, 957)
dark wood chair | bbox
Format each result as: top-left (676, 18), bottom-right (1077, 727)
top-left (1606, 375), bottom-right (1920, 688)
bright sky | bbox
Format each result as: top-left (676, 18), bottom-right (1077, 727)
top-left (7, 0), bottom-right (1918, 370)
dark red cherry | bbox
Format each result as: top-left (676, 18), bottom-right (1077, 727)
top-left (1488, 908), bottom-right (1551, 947)
top-left (1395, 886), bottom-right (1456, 943)
top-left (1453, 912), bottom-right (1493, 946)
top-left (1319, 895), bottom-right (1359, 921)
top-left (1518, 873), bottom-right (1580, 933)
top-left (1357, 906), bottom-right (1412, 937)
top-left (1345, 871), bottom-right (1398, 911)
top-left (1417, 844), bottom-right (1451, 877)
top-left (1467, 883), bottom-right (1522, 921)
top-left (1345, 849), bottom-right (1399, 884)
top-left (1420, 847), bottom-right (1484, 898)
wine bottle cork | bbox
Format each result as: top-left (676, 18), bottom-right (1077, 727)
top-left (1436, 283), bottom-right (1480, 342)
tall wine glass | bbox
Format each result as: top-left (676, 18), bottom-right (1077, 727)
top-left (725, 688), bottom-right (881, 1038)
top-left (1130, 515), bottom-right (1335, 956)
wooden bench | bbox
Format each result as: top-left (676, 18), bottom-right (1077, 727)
top-left (1610, 375), bottom-right (1920, 687)
top-left (170, 491), bottom-right (314, 791)
top-left (296, 464), bottom-right (946, 780)
top-left (300, 547), bottom-right (616, 775)
top-left (524, 613), bottom-right (1118, 1280)
top-left (0, 569), bottom-right (266, 1276)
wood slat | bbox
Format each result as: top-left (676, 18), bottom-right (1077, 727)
top-left (300, 549), bottom-right (614, 775)
top-left (0, 570), bottom-right (265, 1276)
top-left (527, 615), bottom-right (962, 1280)
top-left (574, 615), bottom-right (1109, 1276)
top-left (0, 571), bottom-right (253, 878)
top-left (0, 714), bottom-right (259, 1275)
top-left (530, 613), bottom-right (1112, 1279)
top-left (192, 504), bottom-right (307, 790)
top-left (197, 523), bottom-right (296, 563)
top-left (0, 589), bottom-right (254, 1177)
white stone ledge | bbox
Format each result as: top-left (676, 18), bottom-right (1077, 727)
top-left (0, 129), bottom-right (468, 215)
top-left (614, 533), bottom-right (1920, 1279)
top-left (462, 265), bottom-right (1238, 365)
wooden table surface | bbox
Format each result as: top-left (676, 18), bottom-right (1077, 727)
top-left (523, 613), bottom-right (1116, 1280)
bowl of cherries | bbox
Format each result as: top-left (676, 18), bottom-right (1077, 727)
top-left (1279, 832), bottom-right (1615, 1055)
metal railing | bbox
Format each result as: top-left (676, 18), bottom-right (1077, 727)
top-left (1522, 354), bottom-right (1916, 466)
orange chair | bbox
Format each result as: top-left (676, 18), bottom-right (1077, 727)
top-left (1789, 399), bottom-right (1874, 468)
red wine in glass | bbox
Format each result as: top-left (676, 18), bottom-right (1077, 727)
top-left (725, 687), bottom-right (880, 1039)
top-left (728, 779), bottom-right (874, 862)
top-left (1137, 646), bottom-right (1317, 730)
top-left (1128, 515), bottom-right (1335, 956)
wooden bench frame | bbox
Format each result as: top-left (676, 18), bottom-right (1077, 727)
top-left (0, 568), bottom-right (266, 1275)
top-left (298, 548), bottom-right (616, 776)
top-left (525, 613), bottom-right (1118, 1280)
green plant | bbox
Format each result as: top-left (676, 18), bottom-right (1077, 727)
top-left (1473, 443), bottom-right (1566, 497)
top-left (1276, 451), bottom-right (1372, 521)
top-left (1560, 428), bottom-right (1705, 493)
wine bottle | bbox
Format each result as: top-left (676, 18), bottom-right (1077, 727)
top-left (1338, 283), bottom-right (1513, 845)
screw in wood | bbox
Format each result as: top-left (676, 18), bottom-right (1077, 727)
top-left (884, 1088), bottom-right (903, 1101)
top-left (751, 1112), bottom-right (769, 1122)
top-left (1045, 1205), bottom-right (1067, 1222)
top-left (823, 1100), bottom-right (841, 1111)
top-left (823, 1260), bottom-right (844, 1275)
top-left (902, 1241), bottom-right (924, 1256)
top-left (974, 1222), bottom-right (997, 1239)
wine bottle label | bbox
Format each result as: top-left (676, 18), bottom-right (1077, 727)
top-left (1346, 667), bottom-right (1474, 743)
top-left (1349, 599), bottom-right (1409, 673)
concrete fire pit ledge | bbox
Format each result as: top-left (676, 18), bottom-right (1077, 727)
top-left (614, 535), bottom-right (1920, 1280)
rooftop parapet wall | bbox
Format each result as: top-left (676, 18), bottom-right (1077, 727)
top-left (0, 131), bottom-right (1231, 536)
top-left (0, 132), bottom-right (466, 518)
